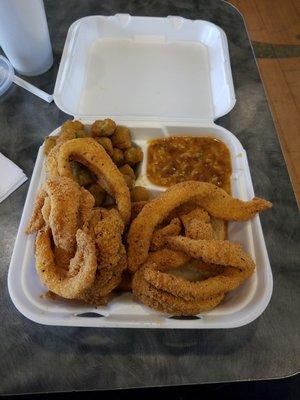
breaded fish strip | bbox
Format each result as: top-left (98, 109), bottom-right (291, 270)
top-left (45, 143), bottom-right (61, 178)
top-left (150, 218), bottom-right (182, 251)
top-left (35, 228), bottom-right (97, 299)
top-left (26, 177), bottom-right (83, 252)
top-left (127, 181), bottom-right (272, 272)
top-left (44, 178), bottom-right (81, 252)
top-left (180, 208), bottom-right (213, 240)
top-left (79, 208), bottom-right (127, 305)
top-left (26, 187), bottom-right (47, 234)
top-left (147, 248), bottom-right (191, 270)
top-left (133, 266), bottom-right (225, 316)
top-left (144, 236), bottom-right (255, 301)
top-left (79, 245), bottom-right (127, 304)
top-left (57, 138), bottom-right (131, 224)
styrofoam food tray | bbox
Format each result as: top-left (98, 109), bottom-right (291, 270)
top-left (8, 15), bottom-right (273, 328)
top-left (8, 121), bottom-right (273, 328)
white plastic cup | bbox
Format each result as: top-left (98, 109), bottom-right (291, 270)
top-left (0, 0), bottom-right (53, 76)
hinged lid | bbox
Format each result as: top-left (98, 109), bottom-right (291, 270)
top-left (53, 15), bottom-right (236, 121)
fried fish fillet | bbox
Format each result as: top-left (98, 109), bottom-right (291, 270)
top-left (79, 208), bottom-right (127, 305)
top-left (132, 265), bottom-right (225, 316)
top-left (27, 177), bottom-right (92, 252)
top-left (149, 236), bottom-right (255, 301)
top-left (127, 181), bottom-right (272, 272)
top-left (35, 228), bottom-right (97, 299)
top-left (57, 138), bottom-right (131, 224)
top-left (150, 218), bottom-right (182, 251)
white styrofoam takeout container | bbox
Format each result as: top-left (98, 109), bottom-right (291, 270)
top-left (8, 15), bottom-right (273, 328)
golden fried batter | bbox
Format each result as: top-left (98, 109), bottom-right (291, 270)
top-left (77, 208), bottom-right (127, 304)
top-left (56, 120), bottom-right (85, 144)
top-left (133, 266), bottom-right (225, 316)
top-left (130, 201), bottom-right (148, 222)
top-left (26, 187), bottom-right (47, 234)
top-left (27, 177), bottom-right (82, 253)
top-left (127, 181), bottom-right (272, 272)
top-left (35, 228), bottom-right (97, 299)
top-left (145, 236), bottom-right (255, 301)
top-left (45, 143), bottom-right (61, 178)
top-left (91, 119), bottom-right (116, 137)
top-left (111, 126), bottom-right (132, 150)
top-left (130, 186), bottom-right (150, 202)
top-left (57, 138), bottom-right (131, 224)
top-left (150, 218), bottom-right (182, 251)
top-left (180, 208), bottom-right (213, 240)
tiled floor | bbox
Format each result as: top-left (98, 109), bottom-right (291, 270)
top-left (229, 0), bottom-right (300, 207)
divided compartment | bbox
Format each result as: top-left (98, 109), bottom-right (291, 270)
top-left (8, 120), bottom-right (273, 328)
top-left (8, 15), bottom-right (272, 328)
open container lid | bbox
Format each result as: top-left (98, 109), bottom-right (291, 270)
top-left (53, 14), bottom-right (236, 121)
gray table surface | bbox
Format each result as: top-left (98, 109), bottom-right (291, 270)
top-left (0, 0), bottom-right (299, 395)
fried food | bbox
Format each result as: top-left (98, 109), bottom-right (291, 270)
top-left (127, 181), bottom-right (272, 272)
top-left (88, 208), bottom-right (124, 269)
top-left (123, 173), bottom-right (135, 190)
top-left (26, 187), bottom-right (47, 234)
top-left (87, 184), bottom-right (106, 207)
top-left (74, 130), bottom-right (90, 138)
top-left (44, 136), bottom-right (57, 155)
top-left (119, 164), bottom-right (135, 179)
top-left (132, 247), bottom-right (200, 315)
top-left (57, 138), bottom-right (131, 224)
top-left (31, 120), bottom-right (273, 316)
top-left (45, 143), bottom-right (61, 178)
top-left (111, 126), bottom-right (132, 150)
top-left (120, 165), bottom-right (136, 190)
top-left (124, 147), bottom-right (143, 166)
top-left (150, 218), bottom-right (182, 251)
top-left (70, 161), bottom-right (96, 186)
top-left (210, 217), bottom-right (227, 240)
top-left (27, 177), bottom-right (95, 276)
top-left (78, 187), bottom-right (95, 228)
top-left (179, 207), bottom-right (226, 240)
top-left (150, 236), bottom-right (255, 300)
top-left (53, 246), bottom-right (74, 270)
top-left (35, 227), bottom-right (97, 299)
top-left (43, 178), bottom-right (81, 251)
top-left (130, 201), bottom-right (148, 222)
top-left (133, 233), bottom-right (255, 316)
top-left (41, 196), bottom-right (51, 225)
top-left (180, 208), bottom-right (210, 225)
top-left (44, 121), bottom-right (143, 208)
top-left (80, 245), bottom-right (127, 303)
top-left (162, 201), bottom-right (199, 225)
top-left (56, 120), bottom-right (85, 144)
top-left (27, 178), bottom-right (81, 250)
top-left (44, 121), bottom-right (94, 180)
top-left (184, 219), bottom-right (214, 240)
top-left (29, 182), bottom-right (127, 304)
top-left (180, 208), bottom-right (213, 240)
top-left (130, 186), bottom-right (150, 202)
top-left (112, 147), bottom-right (124, 166)
top-left (133, 264), bottom-right (225, 316)
top-left (91, 119), bottom-right (116, 137)
top-left (79, 208), bottom-right (127, 304)
top-left (148, 248), bottom-right (190, 269)
top-left (95, 137), bottom-right (114, 156)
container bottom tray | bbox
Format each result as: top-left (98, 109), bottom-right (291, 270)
top-left (8, 120), bottom-right (273, 328)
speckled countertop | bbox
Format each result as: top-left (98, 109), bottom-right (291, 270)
top-left (0, 0), bottom-right (299, 395)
